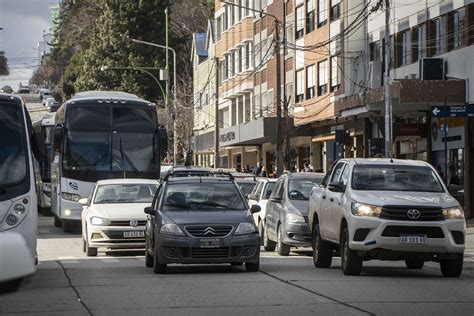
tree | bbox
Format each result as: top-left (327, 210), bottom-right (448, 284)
top-left (0, 51), bottom-right (9, 76)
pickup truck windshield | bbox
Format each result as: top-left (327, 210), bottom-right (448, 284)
top-left (352, 165), bottom-right (444, 192)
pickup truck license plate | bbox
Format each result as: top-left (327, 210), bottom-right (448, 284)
top-left (399, 235), bottom-right (427, 244)
top-left (200, 238), bottom-right (221, 248)
top-left (123, 231), bottom-right (144, 238)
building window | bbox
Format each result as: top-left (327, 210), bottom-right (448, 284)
top-left (330, 56), bottom-right (340, 92)
top-left (235, 49), bottom-right (241, 74)
top-left (318, 0), bottom-right (327, 27)
top-left (236, 0), bottom-right (242, 22)
top-left (200, 89), bottom-right (208, 108)
top-left (244, 0), bottom-right (250, 16)
top-left (412, 23), bottom-right (426, 63)
top-left (296, 6), bottom-right (304, 39)
top-left (448, 8), bottom-right (466, 50)
top-left (430, 17), bottom-right (448, 55)
top-left (306, 0), bottom-right (315, 34)
top-left (317, 60), bottom-right (328, 96)
top-left (369, 41), bottom-right (381, 61)
top-left (330, 0), bottom-right (340, 21)
top-left (217, 16), bottom-right (222, 41)
top-left (469, 4), bottom-right (474, 45)
top-left (254, 94), bottom-right (261, 118)
top-left (306, 64), bottom-right (315, 99)
top-left (230, 52), bottom-right (235, 77)
top-left (224, 5), bottom-right (229, 31)
top-left (224, 55), bottom-right (230, 80)
top-left (401, 30), bottom-right (411, 65)
top-left (245, 42), bottom-right (251, 69)
top-left (230, 0), bottom-right (235, 26)
top-left (296, 69), bottom-right (304, 102)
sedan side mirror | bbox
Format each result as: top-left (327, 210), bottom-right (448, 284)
top-left (144, 206), bottom-right (154, 215)
top-left (250, 204), bottom-right (261, 214)
top-left (79, 198), bottom-right (89, 206)
top-left (328, 181), bottom-right (345, 193)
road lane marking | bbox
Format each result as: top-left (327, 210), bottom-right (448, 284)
top-left (58, 256), bottom-right (79, 263)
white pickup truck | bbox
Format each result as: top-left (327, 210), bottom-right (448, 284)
top-left (308, 158), bottom-right (466, 277)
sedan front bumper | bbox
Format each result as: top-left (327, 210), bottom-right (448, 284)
top-left (281, 221), bottom-right (312, 247)
top-left (87, 224), bottom-right (146, 250)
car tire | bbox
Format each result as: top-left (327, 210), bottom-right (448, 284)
top-left (312, 224), bottom-right (333, 268)
top-left (405, 258), bottom-right (424, 269)
top-left (231, 262), bottom-right (243, 266)
top-left (245, 261), bottom-right (259, 272)
top-left (82, 237), bottom-right (86, 253)
top-left (276, 225), bottom-right (290, 256)
top-left (145, 239), bottom-right (154, 268)
top-left (153, 246), bottom-right (167, 274)
top-left (258, 220), bottom-right (264, 246)
top-left (341, 227), bottom-right (362, 276)
top-left (440, 253), bottom-right (463, 277)
top-left (263, 226), bottom-right (276, 251)
top-left (54, 215), bottom-right (61, 228)
top-left (86, 241), bottom-right (97, 257)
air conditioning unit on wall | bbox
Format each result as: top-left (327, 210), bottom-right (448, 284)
top-left (368, 61), bottom-right (382, 88)
top-left (419, 58), bottom-right (445, 80)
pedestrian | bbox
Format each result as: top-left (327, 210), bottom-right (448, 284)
top-left (259, 166), bottom-right (267, 177)
top-left (253, 161), bottom-right (262, 176)
top-left (447, 164), bottom-right (460, 186)
top-left (244, 164), bottom-right (251, 173)
top-left (302, 161), bottom-right (312, 172)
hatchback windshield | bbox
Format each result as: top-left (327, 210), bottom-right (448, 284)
top-left (237, 182), bottom-right (255, 196)
top-left (94, 183), bottom-right (158, 204)
top-left (352, 165), bottom-right (444, 192)
top-left (263, 182), bottom-right (275, 199)
top-left (162, 182), bottom-right (246, 211)
top-left (288, 179), bottom-right (322, 200)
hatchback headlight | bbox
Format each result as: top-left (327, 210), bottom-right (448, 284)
top-left (442, 207), bottom-right (464, 219)
top-left (62, 192), bottom-right (81, 202)
top-left (90, 216), bottom-right (111, 226)
top-left (234, 223), bottom-right (257, 235)
top-left (160, 223), bottom-right (185, 236)
top-left (285, 213), bottom-right (305, 223)
top-left (351, 202), bottom-right (382, 217)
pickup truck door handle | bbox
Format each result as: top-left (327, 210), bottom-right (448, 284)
top-left (322, 195), bottom-right (326, 199)
top-left (329, 197), bottom-right (334, 202)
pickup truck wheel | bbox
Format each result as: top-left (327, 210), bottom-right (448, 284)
top-left (341, 228), bottom-right (362, 275)
top-left (263, 227), bottom-right (276, 251)
top-left (440, 254), bottom-right (463, 277)
top-left (258, 221), bottom-right (264, 246)
top-left (277, 225), bottom-right (290, 256)
top-left (312, 224), bottom-right (332, 268)
top-left (405, 258), bottom-right (424, 269)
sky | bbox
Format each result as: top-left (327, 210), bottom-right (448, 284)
top-left (0, 0), bottom-right (54, 91)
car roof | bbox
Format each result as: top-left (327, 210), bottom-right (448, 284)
top-left (343, 158), bottom-right (430, 167)
top-left (284, 172), bottom-right (326, 179)
top-left (96, 179), bottom-right (159, 185)
top-left (170, 165), bottom-right (212, 172)
top-left (0, 93), bottom-right (23, 106)
top-left (257, 178), bottom-right (277, 183)
top-left (166, 176), bottom-right (235, 185)
top-left (71, 91), bottom-right (142, 101)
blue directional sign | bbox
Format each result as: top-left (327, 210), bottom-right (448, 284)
top-left (431, 105), bottom-right (474, 118)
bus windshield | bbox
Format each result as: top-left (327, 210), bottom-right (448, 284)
top-left (0, 103), bottom-right (28, 187)
top-left (63, 105), bottom-right (158, 174)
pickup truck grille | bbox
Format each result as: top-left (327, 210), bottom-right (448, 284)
top-left (382, 226), bottom-right (444, 238)
top-left (380, 206), bottom-right (444, 221)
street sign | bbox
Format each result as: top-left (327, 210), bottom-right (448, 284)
top-left (431, 105), bottom-right (474, 118)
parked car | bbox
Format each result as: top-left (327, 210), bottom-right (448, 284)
top-left (39, 89), bottom-right (51, 101)
top-left (17, 87), bottom-right (30, 94)
top-left (46, 99), bottom-right (60, 112)
top-left (248, 178), bottom-right (277, 241)
top-left (233, 175), bottom-right (258, 198)
top-left (42, 97), bottom-right (54, 107)
top-left (80, 179), bottom-right (159, 256)
top-left (1, 85), bottom-right (13, 94)
top-left (308, 159), bottom-right (466, 277)
top-left (144, 172), bottom-right (261, 273)
top-left (264, 172), bottom-right (325, 255)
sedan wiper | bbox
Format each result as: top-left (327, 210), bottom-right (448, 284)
top-left (163, 203), bottom-right (190, 209)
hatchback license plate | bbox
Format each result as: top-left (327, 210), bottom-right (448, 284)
top-left (123, 231), bottom-right (144, 238)
top-left (200, 239), bottom-right (221, 248)
top-left (400, 235), bottom-right (427, 244)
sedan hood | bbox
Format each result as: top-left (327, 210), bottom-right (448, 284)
top-left (350, 191), bottom-right (458, 208)
top-left (89, 203), bottom-right (149, 220)
top-left (163, 210), bottom-right (251, 225)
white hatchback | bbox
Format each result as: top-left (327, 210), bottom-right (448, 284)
top-left (248, 178), bottom-right (277, 240)
top-left (81, 179), bottom-right (159, 256)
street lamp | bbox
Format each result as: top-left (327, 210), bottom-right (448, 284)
top-left (128, 38), bottom-right (178, 166)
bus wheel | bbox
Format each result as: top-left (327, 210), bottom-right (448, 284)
top-left (54, 215), bottom-right (61, 228)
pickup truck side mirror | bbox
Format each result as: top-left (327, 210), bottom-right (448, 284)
top-left (144, 206), bottom-right (155, 215)
top-left (328, 181), bottom-right (345, 193)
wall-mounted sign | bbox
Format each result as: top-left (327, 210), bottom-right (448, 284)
top-left (219, 131), bottom-right (236, 143)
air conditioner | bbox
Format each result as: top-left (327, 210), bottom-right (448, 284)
top-left (419, 58), bottom-right (444, 80)
top-left (368, 61), bottom-right (382, 89)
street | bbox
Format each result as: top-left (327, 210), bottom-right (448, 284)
top-left (1, 215), bottom-right (473, 315)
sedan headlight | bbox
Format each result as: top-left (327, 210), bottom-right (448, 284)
top-left (234, 223), bottom-right (257, 235)
top-left (90, 216), bottom-right (111, 226)
top-left (285, 213), bottom-right (305, 223)
top-left (160, 223), bottom-right (185, 236)
top-left (351, 202), bottom-right (382, 217)
top-left (62, 192), bottom-right (81, 202)
top-left (442, 207), bottom-right (464, 219)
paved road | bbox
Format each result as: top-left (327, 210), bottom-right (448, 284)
top-left (1, 215), bottom-right (473, 315)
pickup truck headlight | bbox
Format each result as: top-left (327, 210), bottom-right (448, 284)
top-left (234, 223), bottom-right (257, 235)
top-left (351, 202), bottom-right (382, 217)
top-left (62, 192), bottom-right (81, 202)
top-left (285, 213), bottom-right (306, 223)
top-left (442, 207), bottom-right (464, 219)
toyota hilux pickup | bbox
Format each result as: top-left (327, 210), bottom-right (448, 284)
top-left (308, 158), bottom-right (466, 277)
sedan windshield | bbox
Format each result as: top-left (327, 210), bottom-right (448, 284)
top-left (288, 179), bottom-right (322, 200)
top-left (94, 183), bottom-right (158, 204)
top-left (162, 183), bottom-right (246, 211)
top-left (352, 165), bottom-right (444, 192)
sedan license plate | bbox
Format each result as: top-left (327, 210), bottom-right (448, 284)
top-left (200, 238), bottom-right (221, 248)
top-left (123, 231), bottom-right (144, 238)
top-left (400, 235), bottom-right (427, 244)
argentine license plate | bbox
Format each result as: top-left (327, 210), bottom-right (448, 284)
top-left (200, 238), bottom-right (221, 248)
top-left (400, 235), bottom-right (427, 244)
top-left (123, 231), bottom-right (144, 238)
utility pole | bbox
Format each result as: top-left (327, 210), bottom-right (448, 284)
top-left (383, 0), bottom-right (392, 158)
top-left (283, 0), bottom-right (291, 171)
top-left (214, 57), bottom-right (220, 168)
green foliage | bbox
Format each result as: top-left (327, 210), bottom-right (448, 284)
top-left (0, 52), bottom-right (9, 76)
